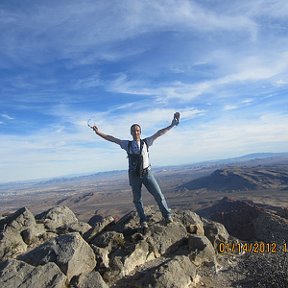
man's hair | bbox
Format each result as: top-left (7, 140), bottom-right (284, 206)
top-left (130, 124), bottom-right (141, 134)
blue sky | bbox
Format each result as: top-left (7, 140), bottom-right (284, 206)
top-left (1, 0), bottom-right (288, 183)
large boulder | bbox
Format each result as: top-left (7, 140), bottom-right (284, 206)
top-left (146, 222), bottom-right (187, 256)
top-left (0, 207), bottom-right (46, 261)
top-left (136, 255), bottom-right (198, 288)
top-left (188, 235), bottom-right (217, 266)
top-left (203, 220), bottom-right (230, 251)
top-left (70, 270), bottom-right (109, 288)
top-left (84, 215), bottom-right (115, 242)
top-left (113, 206), bottom-right (188, 256)
top-left (0, 259), bottom-right (67, 288)
top-left (174, 209), bottom-right (205, 235)
top-left (19, 232), bottom-right (96, 281)
top-left (35, 206), bottom-right (91, 235)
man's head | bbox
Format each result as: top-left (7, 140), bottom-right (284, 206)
top-left (130, 124), bottom-right (141, 140)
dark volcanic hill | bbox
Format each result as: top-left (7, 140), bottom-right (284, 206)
top-left (197, 196), bottom-right (288, 241)
top-left (180, 166), bottom-right (288, 192)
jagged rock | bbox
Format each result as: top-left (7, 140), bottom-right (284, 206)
top-left (85, 215), bottom-right (115, 242)
top-left (122, 240), bottom-right (151, 275)
top-left (92, 231), bottom-right (125, 249)
top-left (19, 232), bottom-right (96, 281)
top-left (59, 221), bottom-right (92, 235)
top-left (140, 255), bottom-right (198, 288)
top-left (97, 207), bottom-right (200, 286)
top-left (146, 222), bottom-right (187, 256)
top-left (188, 235), bottom-right (217, 266)
top-left (0, 207), bottom-right (37, 232)
top-left (253, 211), bottom-right (288, 242)
top-left (0, 207), bottom-right (46, 261)
top-left (102, 256), bottom-right (125, 284)
top-left (35, 205), bottom-right (91, 235)
top-left (0, 258), bottom-right (67, 288)
top-left (94, 235), bottom-right (151, 284)
top-left (70, 270), bottom-right (109, 288)
top-left (0, 226), bottom-right (27, 261)
top-left (113, 206), bottom-right (188, 255)
top-left (203, 220), bottom-right (230, 251)
top-left (92, 245), bottom-right (110, 269)
top-left (0, 205), bottom-right (238, 287)
top-left (174, 209), bottom-right (205, 236)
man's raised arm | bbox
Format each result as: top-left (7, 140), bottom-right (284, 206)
top-left (150, 112), bottom-right (180, 142)
top-left (92, 125), bottom-right (121, 145)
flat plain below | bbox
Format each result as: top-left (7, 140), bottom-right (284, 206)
top-left (1, 156), bottom-right (288, 222)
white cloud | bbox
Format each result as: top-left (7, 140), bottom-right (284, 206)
top-left (0, 0), bottom-right (262, 66)
top-left (1, 114), bottom-right (14, 120)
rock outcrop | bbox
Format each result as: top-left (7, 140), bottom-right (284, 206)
top-left (0, 204), bottom-right (241, 287)
top-left (0, 259), bottom-right (67, 288)
top-left (0, 207), bottom-right (46, 261)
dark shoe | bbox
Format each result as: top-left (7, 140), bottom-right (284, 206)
top-left (165, 215), bottom-right (173, 225)
top-left (140, 221), bottom-right (148, 234)
top-left (141, 221), bottom-right (148, 229)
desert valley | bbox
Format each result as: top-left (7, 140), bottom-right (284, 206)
top-left (1, 152), bottom-right (288, 223)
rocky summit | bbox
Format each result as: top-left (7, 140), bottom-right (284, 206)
top-left (1, 203), bottom-right (285, 288)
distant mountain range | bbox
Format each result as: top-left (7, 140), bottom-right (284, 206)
top-left (1, 152), bottom-right (288, 190)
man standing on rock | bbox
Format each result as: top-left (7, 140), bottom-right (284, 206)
top-left (91, 113), bottom-right (180, 230)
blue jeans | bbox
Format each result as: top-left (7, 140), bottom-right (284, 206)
top-left (129, 170), bottom-right (171, 224)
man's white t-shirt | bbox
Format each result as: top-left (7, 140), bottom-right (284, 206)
top-left (120, 137), bottom-right (154, 169)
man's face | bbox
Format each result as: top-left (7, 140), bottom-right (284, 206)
top-left (131, 125), bottom-right (141, 140)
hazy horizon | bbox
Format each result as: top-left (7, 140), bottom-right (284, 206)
top-left (1, 151), bottom-right (287, 185)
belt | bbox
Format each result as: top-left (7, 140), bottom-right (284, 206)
top-left (129, 166), bottom-right (151, 177)
top-left (142, 167), bottom-right (150, 175)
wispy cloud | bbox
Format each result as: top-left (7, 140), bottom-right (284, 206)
top-left (1, 114), bottom-right (14, 120)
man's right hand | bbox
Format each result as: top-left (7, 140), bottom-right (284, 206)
top-left (172, 112), bottom-right (180, 126)
top-left (92, 125), bottom-right (99, 133)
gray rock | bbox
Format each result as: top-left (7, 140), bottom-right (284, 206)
top-left (102, 256), bottom-right (125, 284)
top-left (0, 207), bottom-right (36, 232)
top-left (91, 231), bottom-right (125, 251)
top-left (36, 205), bottom-right (90, 234)
top-left (84, 216), bottom-right (115, 242)
top-left (175, 209), bottom-right (205, 236)
top-left (70, 270), bottom-right (109, 288)
top-left (19, 232), bottom-right (96, 281)
top-left (122, 240), bottom-right (151, 275)
top-left (141, 255), bottom-right (197, 288)
top-left (91, 231), bottom-right (125, 271)
top-left (188, 235), bottom-right (217, 266)
top-left (0, 207), bottom-right (46, 261)
top-left (0, 258), bottom-right (67, 288)
top-left (91, 230), bottom-right (151, 283)
top-left (0, 226), bottom-right (27, 261)
top-left (203, 220), bottom-right (230, 251)
top-left (146, 221), bottom-right (187, 256)
top-left (91, 245), bottom-right (110, 269)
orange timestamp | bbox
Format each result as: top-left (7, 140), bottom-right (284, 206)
top-left (218, 242), bottom-right (288, 254)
